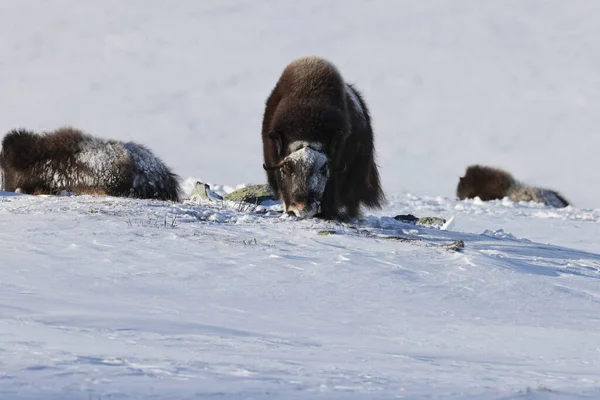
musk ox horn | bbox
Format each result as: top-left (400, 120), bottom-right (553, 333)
top-left (262, 160), bottom-right (285, 171)
top-left (267, 130), bottom-right (284, 159)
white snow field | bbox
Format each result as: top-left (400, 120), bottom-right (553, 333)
top-left (1, 1), bottom-right (600, 399)
top-left (1, 192), bottom-right (600, 400)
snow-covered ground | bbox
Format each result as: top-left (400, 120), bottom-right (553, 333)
top-left (2, 1), bottom-right (600, 399)
top-left (1, 191), bottom-right (599, 399)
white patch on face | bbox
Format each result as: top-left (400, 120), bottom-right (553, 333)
top-left (288, 141), bottom-right (325, 154)
top-left (282, 145), bottom-right (329, 219)
top-left (286, 146), bottom-right (329, 196)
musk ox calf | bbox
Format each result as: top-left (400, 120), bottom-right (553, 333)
top-left (456, 164), bottom-right (569, 208)
top-left (261, 56), bottom-right (385, 221)
top-left (0, 126), bottom-right (181, 201)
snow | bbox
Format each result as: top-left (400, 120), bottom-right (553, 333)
top-left (1, 1), bottom-right (600, 399)
top-left (1, 193), bottom-right (600, 399)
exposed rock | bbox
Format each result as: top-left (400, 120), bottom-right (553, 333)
top-left (394, 214), bottom-right (419, 223)
top-left (394, 214), bottom-right (446, 228)
top-left (416, 216), bottom-right (447, 228)
top-left (446, 240), bottom-right (465, 252)
top-left (317, 230), bottom-right (336, 236)
top-left (189, 181), bottom-right (223, 203)
top-left (223, 184), bottom-right (275, 204)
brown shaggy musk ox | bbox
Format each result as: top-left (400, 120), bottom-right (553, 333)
top-left (0, 126), bottom-right (182, 201)
top-left (261, 56), bottom-right (385, 220)
top-left (457, 164), bottom-right (569, 208)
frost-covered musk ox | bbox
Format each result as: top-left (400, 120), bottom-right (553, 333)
top-left (457, 164), bottom-right (569, 208)
top-left (0, 127), bottom-right (181, 201)
top-left (261, 56), bottom-right (385, 220)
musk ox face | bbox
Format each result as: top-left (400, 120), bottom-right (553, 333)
top-left (456, 177), bottom-right (473, 200)
top-left (280, 145), bottom-right (329, 218)
top-left (264, 139), bottom-right (331, 219)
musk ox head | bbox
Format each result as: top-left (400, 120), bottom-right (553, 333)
top-left (264, 133), bottom-right (345, 219)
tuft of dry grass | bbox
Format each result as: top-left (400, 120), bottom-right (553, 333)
top-left (525, 384), bottom-right (554, 393)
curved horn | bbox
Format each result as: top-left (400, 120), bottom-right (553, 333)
top-left (267, 130), bottom-right (284, 159)
top-left (264, 129), bottom-right (285, 170)
top-left (263, 160), bottom-right (284, 171)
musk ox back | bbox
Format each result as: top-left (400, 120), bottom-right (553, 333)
top-left (262, 56), bottom-right (385, 221)
top-left (457, 164), bottom-right (569, 208)
top-left (0, 127), bottom-right (181, 201)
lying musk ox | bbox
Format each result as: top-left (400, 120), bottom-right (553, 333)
top-left (261, 56), bottom-right (385, 220)
top-left (456, 164), bottom-right (569, 208)
top-left (0, 127), bottom-right (181, 201)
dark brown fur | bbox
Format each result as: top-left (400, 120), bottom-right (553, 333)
top-left (262, 56), bottom-right (385, 220)
top-left (0, 126), bottom-right (181, 201)
top-left (457, 164), bottom-right (570, 208)
top-left (456, 165), bottom-right (516, 201)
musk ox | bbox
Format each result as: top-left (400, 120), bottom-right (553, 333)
top-left (456, 164), bottom-right (569, 208)
top-left (0, 126), bottom-right (181, 201)
top-left (261, 56), bottom-right (385, 221)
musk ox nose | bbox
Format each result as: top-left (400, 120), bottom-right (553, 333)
top-left (286, 202), bottom-right (308, 218)
top-left (286, 201), bottom-right (319, 219)
top-left (290, 202), bottom-right (306, 211)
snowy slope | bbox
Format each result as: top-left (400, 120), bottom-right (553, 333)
top-left (2, 1), bottom-right (600, 399)
top-left (1, 192), bottom-right (600, 399)
top-left (1, 0), bottom-right (600, 207)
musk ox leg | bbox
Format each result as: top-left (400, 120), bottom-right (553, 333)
top-left (318, 184), bottom-right (359, 222)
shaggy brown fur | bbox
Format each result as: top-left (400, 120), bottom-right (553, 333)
top-left (456, 165), bottom-right (516, 201)
top-left (457, 164), bottom-right (569, 208)
top-left (0, 126), bottom-right (181, 201)
top-left (262, 56), bottom-right (385, 220)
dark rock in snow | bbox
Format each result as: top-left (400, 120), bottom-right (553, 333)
top-left (223, 184), bottom-right (275, 205)
top-left (189, 181), bottom-right (223, 202)
top-left (416, 216), bottom-right (446, 228)
top-left (394, 214), bottom-right (419, 223)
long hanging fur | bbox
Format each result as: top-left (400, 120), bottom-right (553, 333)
top-left (0, 126), bottom-right (181, 201)
top-left (456, 164), bottom-right (569, 208)
top-left (262, 56), bottom-right (385, 220)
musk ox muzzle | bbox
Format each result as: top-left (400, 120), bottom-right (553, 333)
top-left (264, 145), bottom-right (329, 219)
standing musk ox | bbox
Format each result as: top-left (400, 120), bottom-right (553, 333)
top-left (457, 164), bottom-right (569, 208)
top-left (261, 56), bottom-right (385, 221)
top-left (0, 126), bottom-right (181, 201)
